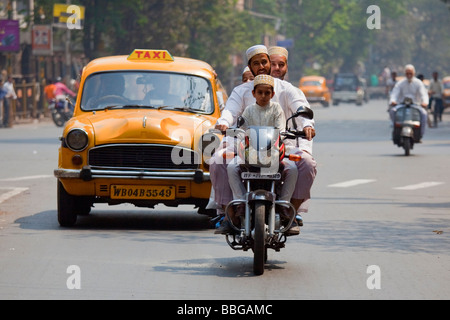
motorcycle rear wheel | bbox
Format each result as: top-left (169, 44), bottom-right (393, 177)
top-left (253, 202), bottom-right (266, 275)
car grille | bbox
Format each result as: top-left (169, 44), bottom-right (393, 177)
top-left (306, 92), bottom-right (322, 98)
top-left (88, 144), bottom-right (200, 170)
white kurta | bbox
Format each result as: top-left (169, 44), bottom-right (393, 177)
top-left (390, 78), bottom-right (429, 106)
top-left (217, 78), bottom-right (314, 154)
top-left (241, 101), bottom-right (285, 129)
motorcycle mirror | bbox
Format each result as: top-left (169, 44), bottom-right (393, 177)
top-left (294, 106), bottom-right (314, 119)
top-left (403, 97), bottom-right (413, 105)
top-left (237, 116), bottom-right (246, 128)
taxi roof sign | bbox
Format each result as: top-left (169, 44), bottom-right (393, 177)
top-left (128, 49), bottom-right (174, 61)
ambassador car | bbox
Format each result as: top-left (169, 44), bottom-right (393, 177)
top-left (54, 49), bottom-right (226, 226)
top-left (299, 75), bottom-right (331, 107)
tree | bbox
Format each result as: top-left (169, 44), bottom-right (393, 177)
top-left (34, 0), bottom-right (449, 88)
top-left (36, 0), bottom-right (271, 90)
top-left (281, 0), bottom-right (407, 81)
top-left (369, 0), bottom-right (450, 77)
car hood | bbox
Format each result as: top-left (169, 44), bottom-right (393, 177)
top-left (83, 109), bottom-right (213, 148)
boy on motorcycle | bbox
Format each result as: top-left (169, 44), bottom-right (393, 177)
top-left (220, 75), bottom-right (300, 235)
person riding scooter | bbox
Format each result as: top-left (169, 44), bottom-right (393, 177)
top-left (389, 64), bottom-right (429, 139)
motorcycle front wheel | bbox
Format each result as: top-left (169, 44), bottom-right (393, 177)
top-left (253, 202), bottom-right (266, 275)
top-left (403, 138), bottom-right (411, 156)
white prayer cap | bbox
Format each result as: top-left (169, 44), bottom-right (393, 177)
top-left (242, 66), bottom-right (251, 74)
top-left (268, 46), bottom-right (288, 60)
top-left (253, 74), bottom-right (274, 88)
top-left (246, 45), bottom-right (269, 62)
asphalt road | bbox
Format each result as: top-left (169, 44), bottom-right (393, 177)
top-left (0, 99), bottom-right (449, 300)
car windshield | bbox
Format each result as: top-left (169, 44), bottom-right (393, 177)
top-left (334, 75), bottom-right (357, 90)
top-left (443, 82), bottom-right (450, 89)
top-left (302, 80), bottom-right (321, 86)
top-left (80, 71), bottom-right (214, 113)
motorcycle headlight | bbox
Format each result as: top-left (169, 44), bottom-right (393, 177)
top-left (66, 129), bottom-right (89, 151)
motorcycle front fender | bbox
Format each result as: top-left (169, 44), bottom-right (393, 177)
top-left (247, 190), bottom-right (275, 203)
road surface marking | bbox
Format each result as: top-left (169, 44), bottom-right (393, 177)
top-left (0, 175), bottom-right (53, 182)
top-left (393, 182), bottom-right (445, 190)
top-left (0, 187), bottom-right (29, 204)
top-left (328, 179), bottom-right (376, 188)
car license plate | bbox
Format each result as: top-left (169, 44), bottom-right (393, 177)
top-left (111, 185), bottom-right (175, 200)
top-left (241, 172), bottom-right (281, 180)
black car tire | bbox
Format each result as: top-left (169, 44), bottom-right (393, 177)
top-left (57, 180), bottom-right (78, 227)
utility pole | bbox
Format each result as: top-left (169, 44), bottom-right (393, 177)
top-left (65, 0), bottom-right (71, 81)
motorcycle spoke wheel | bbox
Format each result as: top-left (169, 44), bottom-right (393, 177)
top-left (253, 202), bottom-right (266, 275)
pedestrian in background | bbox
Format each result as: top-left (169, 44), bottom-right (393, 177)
top-left (428, 71), bottom-right (444, 122)
top-left (2, 76), bottom-right (18, 128)
top-left (0, 79), bottom-right (9, 128)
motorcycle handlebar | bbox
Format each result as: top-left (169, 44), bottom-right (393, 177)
top-left (281, 130), bottom-right (307, 139)
top-left (209, 127), bottom-right (307, 139)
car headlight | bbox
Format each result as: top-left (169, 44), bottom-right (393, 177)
top-left (66, 129), bottom-right (89, 151)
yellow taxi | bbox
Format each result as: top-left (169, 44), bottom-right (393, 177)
top-left (299, 75), bottom-right (330, 107)
top-left (442, 76), bottom-right (450, 109)
top-left (54, 49), bottom-right (227, 226)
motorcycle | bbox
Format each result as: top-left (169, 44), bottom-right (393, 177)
top-left (217, 106), bottom-right (313, 275)
top-left (392, 97), bottom-right (422, 156)
top-left (48, 96), bottom-right (74, 127)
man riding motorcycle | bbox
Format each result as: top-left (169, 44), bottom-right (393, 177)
top-left (389, 64), bottom-right (429, 139)
top-left (54, 77), bottom-right (77, 112)
top-left (268, 46), bottom-right (317, 220)
top-left (211, 45), bottom-right (315, 234)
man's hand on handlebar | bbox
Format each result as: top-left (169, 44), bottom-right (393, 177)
top-left (304, 126), bottom-right (315, 141)
top-left (215, 124), bottom-right (229, 134)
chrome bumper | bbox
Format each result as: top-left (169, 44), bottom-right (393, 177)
top-left (54, 167), bottom-right (210, 182)
top-left (306, 96), bottom-right (326, 102)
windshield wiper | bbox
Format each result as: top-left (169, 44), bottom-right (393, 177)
top-left (158, 105), bottom-right (204, 112)
top-left (104, 105), bottom-right (157, 110)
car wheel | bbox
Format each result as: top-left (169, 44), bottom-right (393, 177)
top-left (75, 197), bottom-right (93, 216)
top-left (57, 180), bottom-right (78, 227)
